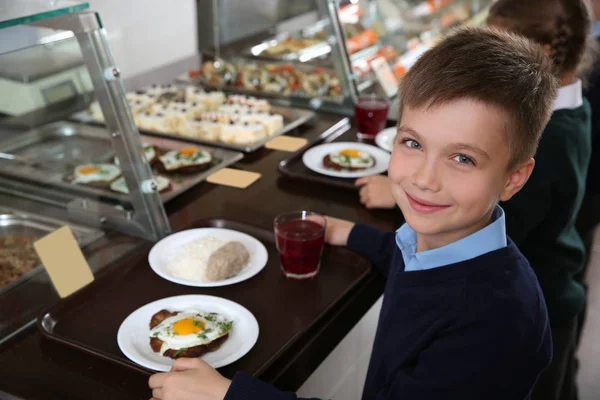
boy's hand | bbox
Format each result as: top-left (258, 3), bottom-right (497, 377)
top-left (355, 176), bottom-right (396, 209)
top-left (322, 216), bottom-right (355, 246)
top-left (148, 358), bottom-right (231, 400)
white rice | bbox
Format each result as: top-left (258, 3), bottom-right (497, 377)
top-left (166, 236), bottom-right (228, 282)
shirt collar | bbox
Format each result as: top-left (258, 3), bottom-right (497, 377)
top-left (395, 205), bottom-right (507, 271)
top-left (553, 79), bottom-right (583, 111)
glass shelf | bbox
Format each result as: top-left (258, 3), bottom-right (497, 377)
top-left (0, 0), bottom-right (89, 30)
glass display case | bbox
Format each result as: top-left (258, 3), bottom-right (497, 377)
top-left (0, 0), bottom-right (187, 344)
top-left (190, 0), bottom-right (494, 114)
top-left (187, 0), bottom-right (360, 114)
top-left (0, 0), bottom-right (172, 242)
top-left (359, 0), bottom-right (493, 91)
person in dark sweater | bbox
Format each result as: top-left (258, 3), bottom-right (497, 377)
top-left (487, 1), bottom-right (594, 399)
top-left (148, 27), bottom-right (558, 400)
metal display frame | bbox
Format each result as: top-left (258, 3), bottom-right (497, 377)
top-left (0, 8), bottom-right (172, 241)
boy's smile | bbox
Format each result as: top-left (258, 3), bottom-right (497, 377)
top-left (389, 99), bottom-right (532, 251)
top-left (404, 192), bottom-right (451, 214)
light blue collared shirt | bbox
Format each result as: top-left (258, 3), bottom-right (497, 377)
top-left (396, 206), bottom-right (507, 271)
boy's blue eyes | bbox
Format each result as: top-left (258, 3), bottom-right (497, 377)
top-left (402, 139), bottom-right (422, 149)
top-left (453, 154), bottom-right (475, 165)
top-left (401, 138), bottom-right (475, 166)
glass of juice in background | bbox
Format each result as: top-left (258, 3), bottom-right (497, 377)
top-left (355, 95), bottom-right (390, 141)
top-left (274, 211), bottom-right (326, 280)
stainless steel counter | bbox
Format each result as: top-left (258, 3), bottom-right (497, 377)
top-left (0, 189), bottom-right (145, 345)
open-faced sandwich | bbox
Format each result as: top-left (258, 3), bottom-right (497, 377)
top-left (114, 143), bottom-right (158, 166)
top-left (156, 147), bottom-right (213, 174)
top-left (322, 148), bottom-right (376, 171)
top-left (109, 175), bottom-right (172, 194)
top-left (70, 163), bottom-right (122, 188)
top-left (149, 309), bottom-right (233, 359)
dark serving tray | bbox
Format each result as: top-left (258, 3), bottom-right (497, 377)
top-left (279, 118), bottom-right (389, 190)
top-left (37, 218), bottom-right (372, 378)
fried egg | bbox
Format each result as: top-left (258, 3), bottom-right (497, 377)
top-left (110, 175), bottom-right (171, 194)
top-left (72, 164), bottom-right (121, 184)
top-left (158, 147), bottom-right (212, 171)
top-left (329, 149), bottom-right (375, 169)
top-left (149, 310), bottom-right (233, 355)
top-left (114, 144), bottom-right (157, 166)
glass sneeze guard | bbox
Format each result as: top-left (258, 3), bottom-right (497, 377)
top-left (0, 0), bottom-right (89, 29)
top-left (0, 1), bottom-right (171, 241)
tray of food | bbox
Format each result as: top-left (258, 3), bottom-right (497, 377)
top-left (245, 17), bottom-right (376, 63)
top-left (301, 17), bottom-right (368, 42)
top-left (247, 32), bottom-right (329, 61)
top-left (279, 118), bottom-right (391, 190)
top-left (71, 84), bottom-right (316, 153)
top-left (0, 122), bottom-right (243, 205)
top-left (183, 58), bottom-right (343, 100)
top-left (37, 218), bottom-right (372, 377)
top-left (0, 209), bottom-right (103, 296)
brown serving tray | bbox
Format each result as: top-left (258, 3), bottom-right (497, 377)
top-left (36, 218), bottom-right (372, 378)
top-left (278, 118), bottom-right (389, 190)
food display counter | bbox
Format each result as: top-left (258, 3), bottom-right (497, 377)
top-left (0, 0), bottom-right (488, 398)
top-left (191, 0), bottom-right (494, 114)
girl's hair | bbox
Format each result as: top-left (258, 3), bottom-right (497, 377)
top-left (487, 0), bottom-right (596, 77)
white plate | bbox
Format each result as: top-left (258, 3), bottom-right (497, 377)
top-left (302, 142), bottom-right (391, 178)
top-left (117, 295), bottom-right (259, 371)
top-left (149, 228), bottom-right (268, 287)
top-left (375, 127), bottom-right (396, 153)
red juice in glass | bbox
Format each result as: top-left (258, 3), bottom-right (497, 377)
top-left (355, 96), bottom-right (390, 140)
top-left (274, 212), bottom-right (326, 280)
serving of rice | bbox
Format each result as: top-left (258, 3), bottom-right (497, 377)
top-left (166, 236), bottom-right (228, 282)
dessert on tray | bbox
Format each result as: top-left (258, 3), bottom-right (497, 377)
top-left (86, 85), bottom-right (286, 146)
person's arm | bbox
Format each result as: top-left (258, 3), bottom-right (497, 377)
top-left (226, 304), bottom-right (549, 400)
top-left (347, 222), bottom-right (396, 278)
top-left (148, 358), bottom-right (323, 400)
top-left (373, 306), bottom-right (551, 399)
top-left (225, 373), bottom-right (321, 400)
top-left (355, 175), bottom-right (397, 209)
top-left (322, 216), bottom-right (396, 277)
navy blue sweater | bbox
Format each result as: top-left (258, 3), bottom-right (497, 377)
top-left (225, 223), bottom-right (552, 400)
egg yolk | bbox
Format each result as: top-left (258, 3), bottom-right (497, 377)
top-left (78, 166), bottom-right (100, 175)
top-left (339, 149), bottom-right (360, 158)
top-left (172, 318), bottom-right (205, 335)
top-left (179, 147), bottom-right (198, 157)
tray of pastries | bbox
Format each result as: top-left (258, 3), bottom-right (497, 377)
top-left (71, 84), bottom-right (315, 153)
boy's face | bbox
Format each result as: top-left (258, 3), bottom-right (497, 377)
top-left (389, 99), bottom-right (532, 248)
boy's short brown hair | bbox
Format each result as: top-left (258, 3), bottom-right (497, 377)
top-left (399, 27), bottom-right (559, 169)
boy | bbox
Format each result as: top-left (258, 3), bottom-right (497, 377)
top-left (149, 27), bottom-right (558, 400)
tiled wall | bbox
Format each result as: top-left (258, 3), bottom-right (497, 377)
top-left (297, 296), bottom-right (383, 399)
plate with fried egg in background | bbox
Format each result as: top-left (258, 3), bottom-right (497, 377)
top-left (375, 127), bottom-right (397, 153)
top-left (117, 294), bottom-right (259, 371)
top-left (302, 141), bottom-right (391, 178)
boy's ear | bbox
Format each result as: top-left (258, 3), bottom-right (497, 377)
top-left (499, 158), bottom-right (535, 201)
